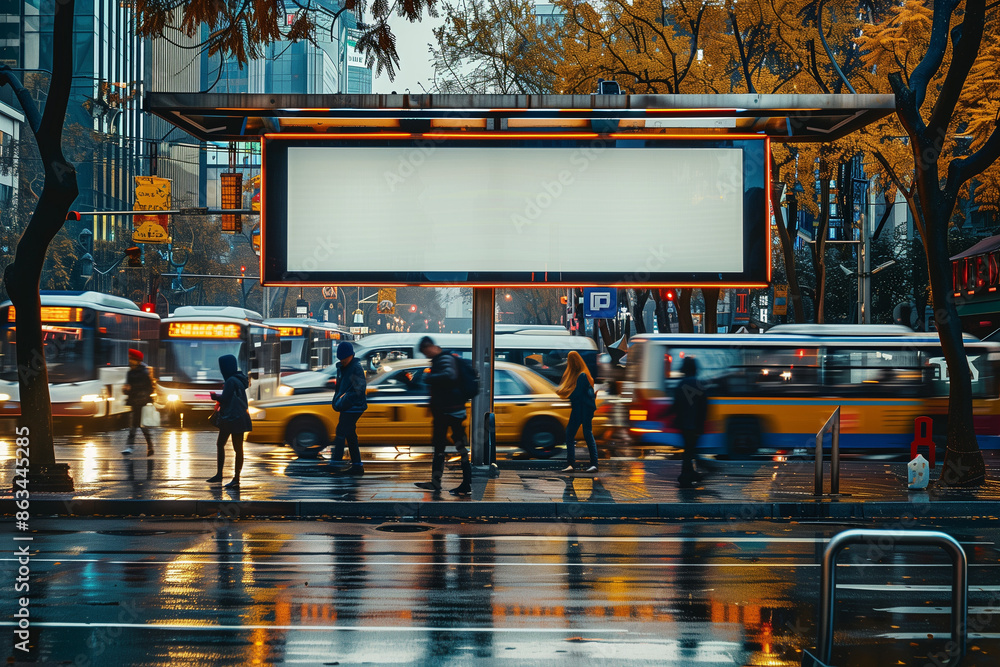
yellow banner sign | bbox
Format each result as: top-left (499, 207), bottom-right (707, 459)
top-left (133, 176), bottom-right (172, 244)
top-left (377, 288), bottom-right (396, 314)
top-left (773, 284), bottom-right (788, 316)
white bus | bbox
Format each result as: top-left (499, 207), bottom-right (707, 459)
top-left (157, 306), bottom-right (280, 425)
top-left (278, 331), bottom-right (599, 395)
top-left (0, 291), bottom-right (160, 428)
top-left (264, 318), bottom-right (354, 374)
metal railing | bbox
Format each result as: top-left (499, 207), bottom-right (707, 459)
top-left (814, 407), bottom-right (841, 496)
top-left (802, 529), bottom-right (968, 667)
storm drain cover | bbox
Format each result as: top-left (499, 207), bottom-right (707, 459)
top-left (374, 523), bottom-right (435, 533)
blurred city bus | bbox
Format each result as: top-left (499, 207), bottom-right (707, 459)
top-left (623, 333), bottom-right (1000, 456)
top-left (156, 306), bottom-right (280, 425)
top-left (264, 318), bottom-right (354, 374)
top-left (276, 331), bottom-right (598, 396)
top-left (0, 291), bottom-right (160, 429)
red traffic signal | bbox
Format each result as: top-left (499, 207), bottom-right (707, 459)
top-left (660, 288), bottom-right (675, 301)
top-left (240, 265), bottom-right (246, 276)
top-left (125, 246), bottom-right (142, 267)
top-left (141, 302), bottom-right (155, 313)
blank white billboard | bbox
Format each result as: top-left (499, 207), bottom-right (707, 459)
top-left (282, 146), bottom-right (745, 275)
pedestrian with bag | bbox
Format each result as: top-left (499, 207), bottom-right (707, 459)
top-left (207, 354), bottom-right (251, 488)
top-left (414, 336), bottom-right (472, 496)
top-left (671, 356), bottom-right (708, 488)
top-left (122, 348), bottom-right (155, 456)
top-left (327, 341), bottom-right (367, 476)
top-left (557, 350), bottom-right (598, 474)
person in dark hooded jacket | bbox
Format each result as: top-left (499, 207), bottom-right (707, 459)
top-left (670, 356), bottom-right (708, 488)
top-left (327, 341), bottom-right (368, 475)
top-left (208, 354), bottom-right (252, 487)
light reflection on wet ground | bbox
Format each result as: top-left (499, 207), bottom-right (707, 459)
top-left (3, 429), bottom-right (1000, 506)
top-left (1, 519), bottom-right (998, 665)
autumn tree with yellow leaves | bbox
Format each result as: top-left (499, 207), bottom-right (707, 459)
top-left (856, 0), bottom-right (1000, 485)
top-left (0, 0), bottom-right (438, 489)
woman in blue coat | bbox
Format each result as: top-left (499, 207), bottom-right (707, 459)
top-left (557, 350), bottom-right (598, 473)
top-left (208, 354), bottom-right (252, 488)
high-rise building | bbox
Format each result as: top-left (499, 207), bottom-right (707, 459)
top-left (0, 101), bottom-right (22, 233)
top-left (2, 0), bottom-right (146, 245)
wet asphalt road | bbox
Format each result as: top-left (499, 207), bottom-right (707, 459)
top-left (2, 519), bottom-right (999, 666)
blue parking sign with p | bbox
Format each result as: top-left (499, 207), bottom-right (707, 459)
top-left (584, 288), bottom-right (617, 318)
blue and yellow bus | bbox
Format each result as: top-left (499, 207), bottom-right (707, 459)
top-left (623, 333), bottom-right (1000, 455)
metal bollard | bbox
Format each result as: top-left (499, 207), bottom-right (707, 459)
top-left (910, 416), bottom-right (935, 467)
top-left (804, 529), bottom-right (967, 666)
top-left (814, 407), bottom-right (841, 496)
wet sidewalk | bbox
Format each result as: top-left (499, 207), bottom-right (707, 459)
top-left (3, 429), bottom-right (1000, 520)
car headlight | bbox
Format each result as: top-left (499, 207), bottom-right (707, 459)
top-left (277, 385), bottom-right (294, 397)
top-left (248, 406), bottom-right (266, 421)
top-left (166, 394), bottom-right (180, 403)
top-left (0, 393), bottom-right (9, 401)
top-left (81, 394), bottom-right (102, 402)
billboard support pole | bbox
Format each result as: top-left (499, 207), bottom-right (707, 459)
top-left (471, 287), bottom-right (495, 469)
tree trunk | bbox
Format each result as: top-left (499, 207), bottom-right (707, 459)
top-left (596, 319), bottom-right (616, 347)
top-left (677, 288), bottom-right (694, 333)
top-left (772, 183), bottom-right (806, 322)
top-left (1, 0), bottom-right (78, 490)
top-left (812, 175), bottom-right (832, 323)
top-left (924, 203), bottom-right (984, 485)
top-left (631, 289), bottom-right (649, 334)
top-left (702, 288), bottom-right (719, 333)
top-left (651, 290), bottom-right (671, 333)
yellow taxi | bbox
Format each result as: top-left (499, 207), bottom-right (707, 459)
top-left (247, 360), bottom-right (605, 458)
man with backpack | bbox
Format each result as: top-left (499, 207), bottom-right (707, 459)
top-left (415, 336), bottom-right (472, 496)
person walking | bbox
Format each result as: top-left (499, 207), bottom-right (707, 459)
top-left (557, 350), bottom-right (598, 473)
top-left (207, 354), bottom-right (251, 488)
top-left (671, 356), bottom-right (708, 488)
top-left (414, 336), bottom-right (472, 496)
top-left (328, 341), bottom-right (367, 476)
top-left (122, 348), bottom-right (154, 456)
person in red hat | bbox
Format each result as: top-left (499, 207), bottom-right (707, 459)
top-left (122, 348), bottom-right (155, 455)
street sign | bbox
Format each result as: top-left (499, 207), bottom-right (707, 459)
top-left (377, 287), bottom-right (396, 314)
top-left (583, 287), bottom-right (617, 318)
top-left (773, 284), bottom-right (788, 316)
top-left (251, 227), bottom-right (261, 256)
top-left (733, 288), bottom-right (751, 324)
top-left (322, 286), bottom-right (338, 300)
top-left (132, 176), bottom-right (171, 244)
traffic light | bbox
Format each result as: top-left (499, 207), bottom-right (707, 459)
top-left (660, 288), bottom-right (675, 302)
top-left (409, 304), bottom-right (417, 312)
top-left (141, 302), bottom-right (155, 313)
top-left (240, 265), bottom-right (246, 276)
top-left (125, 246), bottom-right (142, 267)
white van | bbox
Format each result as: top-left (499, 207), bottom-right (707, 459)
top-left (277, 332), bottom-right (598, 395)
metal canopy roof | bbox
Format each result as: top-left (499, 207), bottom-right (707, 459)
top-left (145, 92), bottom-right (895, 143)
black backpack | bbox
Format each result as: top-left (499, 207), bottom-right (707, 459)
top-left (451, 353), bottom-right (480, 401)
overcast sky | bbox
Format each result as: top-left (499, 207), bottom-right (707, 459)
top-left (371, 15), bottom-right (445, 94)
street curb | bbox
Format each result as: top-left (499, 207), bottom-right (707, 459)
top-left (6, 498), bottom-right (999, 521)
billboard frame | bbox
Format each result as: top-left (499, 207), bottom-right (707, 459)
top-left (261, 132), bottom-right (771, 287)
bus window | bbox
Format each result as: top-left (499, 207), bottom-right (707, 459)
top-left (825, 347), bottom-right (924, 396)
